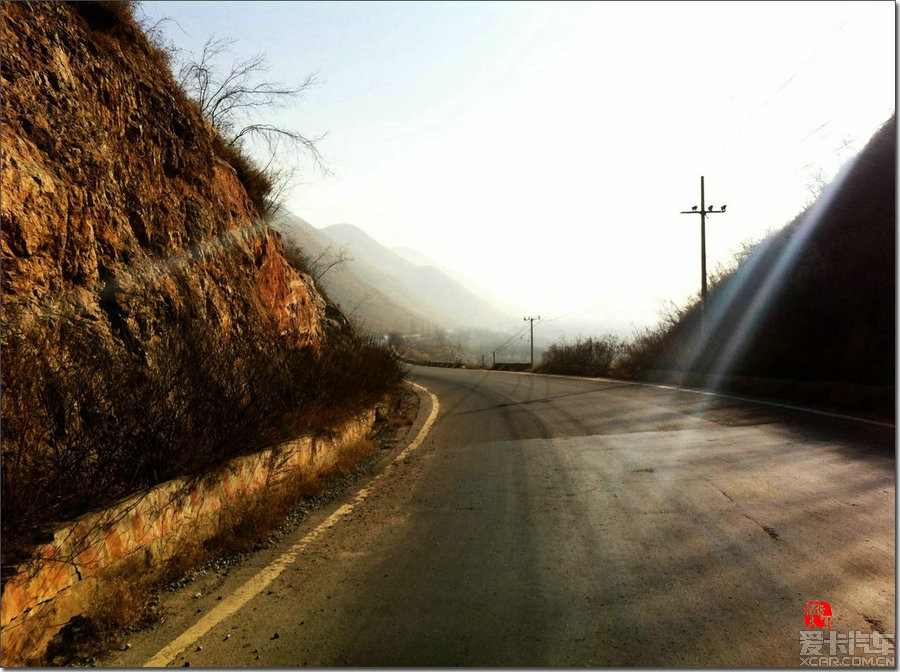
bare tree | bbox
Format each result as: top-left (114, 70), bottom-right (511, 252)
top-left (176, 36), bottom-right (330, 209)
top-left (307, 245), bottom-right (351, 283)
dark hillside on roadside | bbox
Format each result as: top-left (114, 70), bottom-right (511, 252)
top-left (636, 116), bottom-right (895, 413)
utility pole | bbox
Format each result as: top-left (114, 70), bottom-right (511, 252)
top-left (523, 316), bottom-right (541, 367)
top-left (680, 176), bottom-right (726, 339)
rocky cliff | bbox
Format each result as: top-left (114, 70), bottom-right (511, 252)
top-left (2, 1), bottom-right (323, 346)
top-left (0, 2), bottom-right (357, 572)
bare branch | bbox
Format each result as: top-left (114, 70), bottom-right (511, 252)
top-left (175, 36), bottom-right (329, 211)
top-left (230, 124), bottom-right (330, 174)
top-left (307, 245), bottom-right (352, 283)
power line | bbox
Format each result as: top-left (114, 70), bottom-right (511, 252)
top-left (543, 297), bottom-right (615, 323)
top-left (486, 323), bottom-right (531, 367)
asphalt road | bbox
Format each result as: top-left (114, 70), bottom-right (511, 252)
top-left (109, 366), bottom-right (895, 667)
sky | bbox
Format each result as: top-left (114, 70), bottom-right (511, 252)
top-left (140, 1), bottom-right (895, 336)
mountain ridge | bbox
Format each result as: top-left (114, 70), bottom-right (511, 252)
top-left (322, 222), bottom-right (514, 332)
top-left (275, 216), bottom-right (514, 335)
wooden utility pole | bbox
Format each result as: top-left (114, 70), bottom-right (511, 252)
top-left (523, 316), bottom-right (541, 367)
top-left (680, 176), bottom-right (727, 339)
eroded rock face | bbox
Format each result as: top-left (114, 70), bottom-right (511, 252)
top-left (1, 0), bottom-right (335, 579)
top-left (1, 1), bottom-right (323, 350)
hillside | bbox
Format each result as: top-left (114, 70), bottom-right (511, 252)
top-left (274, 215), bottom-right (517, 341)
top-left (323, 223), bottom-right (514, 331)
top-left (1, 1), bottom-right (398, 583)
top-left (638, 115), bottom-right (895, 411)
top-left (274, 213), bottom-right (451, 334)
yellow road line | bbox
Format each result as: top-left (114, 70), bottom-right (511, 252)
top-left (142, 382), bottom-right (440, 667)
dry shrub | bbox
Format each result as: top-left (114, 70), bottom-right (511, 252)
top-left (327, 439), bottom-right (376, 478)
top-left (43, 553), bottom-right (154, 666)
top-left (72, 1), bottom-right (275, 216)
top-left (204, 470), bottom-right (321, 558)
top-left (155, 536), bottom-right (213, 590)
top-left (87, 557), bottom-right (155, 635)
top-left (1, 286), bottom-right (403, 576)
top-left (383, 416), bottom-right (414, 431)
top-left (539, 335), bottom-right (622, 377)
top-left (211, 134), bottom-right (274, 214)
top-left (70, 1), bottom-right (138, 35)
top-left (190, 439), bottom-right (375, 560)
top-left (70, 1), bottom-right (174, 74)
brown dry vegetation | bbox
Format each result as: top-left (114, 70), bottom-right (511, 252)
top-left (537, 335), bottom-right (622, 378)
top-left (41, 382), bottom-right (417, 667)
top-left (1, 287), bottom-right (402, 575)
top-left (69, 1), bottom-right (276, 212)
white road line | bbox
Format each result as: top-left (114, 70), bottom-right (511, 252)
top-left (142, 382), bottom-right (440, 667)
top-left (486, 368), bottom-right (894, 429)
top-left (644, 381), bottom-right (895, 428)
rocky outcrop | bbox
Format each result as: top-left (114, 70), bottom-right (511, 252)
top-left (1, 0), bottom-right (345, 585)
top-left (1, 1), bottom-right (323, 349)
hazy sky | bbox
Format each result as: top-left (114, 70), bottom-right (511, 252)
top-left (141, 1), bottom-right (895, 335)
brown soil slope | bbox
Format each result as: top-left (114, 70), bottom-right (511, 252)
top-left (0, 2), bottom-right (332, 570)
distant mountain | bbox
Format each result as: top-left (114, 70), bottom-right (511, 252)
top-left (323, 223), bottom-right (514, 331)
top-left (390, 246), bottom-right (433, 268)
top-left (272, 215), bottom-right (513, 335)
top-left (391, 246), bottom-right (516, 312)
top-left (273, 213), bottom-right (445, 334)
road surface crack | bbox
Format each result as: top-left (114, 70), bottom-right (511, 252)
top-left (717, 488), bottom-right (735, 504)
top-left (742, 513), bottom-right (780, 541)
top-left (863, 615), bottom-right (894, 643)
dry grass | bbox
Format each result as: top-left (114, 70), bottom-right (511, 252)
top-left (1, 286), bottom-right (403, 575)
top-left (87, 557), bottom-right (156, 635)
top-left (37, 436), bottom-right (382, 665)
top-left (327, 438), bottom-right (376, 478)
top-left (382, 416), bottom-right (414, 431)
top-left (157, 439), bottom-right (377, 571)
top-left (44, 554), bottom-right (155, 665)
top-left (210, 134), bottom-right (274, 214)
top-left (71, 1), bottom-right (175, 77)
top-left (32, 385), bottom-right (420, 666)
top-left (71, 1), bottom-right (276, 215)
top-left (538, 335), bottom-right (622, 377)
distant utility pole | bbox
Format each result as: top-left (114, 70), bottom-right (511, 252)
top-left (680, 176), bottom-right (727, 339)
top-left (523, 316), bottom-right (541, 367)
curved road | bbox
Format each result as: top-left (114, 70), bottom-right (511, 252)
top-left (110, 366), bottom-right (895, 667)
